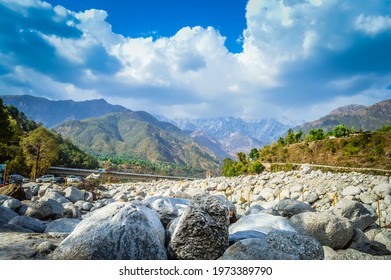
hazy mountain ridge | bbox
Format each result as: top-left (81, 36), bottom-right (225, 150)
top-left (296, 99), bottom-right (391, 133)
top-left (1, 95), bottom-right (130, 128)
top-left (156, 116), bottom-right (301, 157)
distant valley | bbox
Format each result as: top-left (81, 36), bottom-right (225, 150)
top-left (156, 116), bottom-right (302, 158)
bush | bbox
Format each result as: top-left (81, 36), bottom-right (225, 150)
top-left (251, 162), bottom-right (265, 174)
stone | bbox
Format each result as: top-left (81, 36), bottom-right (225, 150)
top-left (290, 185), bottom-right (303, 193)
top-left (0, 184), bottom-right (25, 200)
top-left (8, 216), bottom-right (46, 233)
top-left (304, 192), bottom-right (319, 204)
top-left (219, 238), bottom-right (299, 260)
top-left (0, 206), bottom-right (18, 225)
top-left (266, 230), bottom-right (324, 260)
top-left (342, 186), bottom-right (362, 197)
top-left (63, 187), bottom-right (84, 203)
top-left (275, 198), bottom-right (315, 218)
top-left (36, 241), bottom-right (57, 255)
top-left (169, 194), bottom-right (229, 260)
top-left (260, 187), bottom-right (274, 201)
top-left (44, 218), bottom-right (80, 234)
top-left (359, 193), bottom-right (374, 205)
top-left (332, 198), bottom-right (377, 230)
top-left (243, 205), bottom-right (264, 216)
top-left (84, 191), bottom-right (94, 202)
top-left (39, 191), bottom-right (70, 204)
top-left (2, 197), bottom-right (22, 210)
top-left (24, 200), bottom-right (63, 220)
top-left (323, 246), bottom-right (391, 260)
top-left (374, 231), bottom-right (391, 252)
top-left (229, 213), bottom-right (296, 235)
top-left (37, 184), bottom-right (52, 197)
top-left (0, 223), bottom-right (34, 233)
top-left (62, 202), bottom-right (81, 218)
top-left (52, 202), bottom-right (167, 260)
top-left (144, 196), bottom-right (189, 228)
top-left (289, 211), bottom-right (354, 249)
top-left (300, 164), bottom-right (312, 174)
top-left (347, 228), bottom-right (391, 256)
top-left (373, 183), bottom-right (391, 198)
top-left (229, 230), bottom-right (267, 245)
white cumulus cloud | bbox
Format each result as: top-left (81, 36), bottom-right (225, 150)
top-left (0, 0), bottom-right (390, 122)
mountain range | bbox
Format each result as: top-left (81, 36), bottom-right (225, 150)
top-left (2, 94), bottom-right (391, 173)
top-left (296, 99), bottom-right (391, 133)
top-left (54, 111), bottom-right (221, 173)
top-left (1, 95), bottom-right (130, 128)
top-left (156, 116), bottom-right (302, 157)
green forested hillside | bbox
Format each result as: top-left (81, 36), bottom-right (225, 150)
top-left (0, 98), bottom-right (99, 179)
top-left (55, 111), bottom-right (222, 175)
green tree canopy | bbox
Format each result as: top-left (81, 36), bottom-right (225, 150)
top-left (308, 128), bottom-right (326, 141)
top-left (333, 124), bottom-right (350, 138)
top-left (21, 126), bottom-right (59, 179)
top-left (248, 148), bottom-right (259, 161)
top-left (237, 152), bottom-right (247, 163)
top-left (0, 99), bottom-right (12, 143)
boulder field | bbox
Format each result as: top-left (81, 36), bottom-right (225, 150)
top-left (1, 166), bottom-right (391, 260)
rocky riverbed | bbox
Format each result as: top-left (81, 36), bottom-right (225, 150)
top-left (1, 164), bottom-right (391, 260)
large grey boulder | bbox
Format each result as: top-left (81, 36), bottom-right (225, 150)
top-left (275, 199), bottom-right (315, 218)
top-left (8, 216), bottom-right (46, 233)
top-left (1, 197), bottom-right (22, 210)
top-left (266, 230), bottom-right (324, 260)
top-left (168, 194), bottom-right (229, 260)
top-left (52, 202), bottom-right (167, 260)
top-left (229, 212), bottom-right (296, 235)
top-left (332, 199), bottom-right (377, 230)
top-left (24, 201), bottom-right (59, 220)
top-left (0, 206), bottom-right (18, 225)
top-left (39, 191), bottom-right (70, 204)
top-left (63, 187), bottom-right (84, 203)
top-left (289, 211), bottom-right (354, 249)
top-left (219, 238), bottom-right (299, 260)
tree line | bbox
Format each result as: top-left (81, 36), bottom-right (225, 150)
top-left (0, 98), bottom-right (99, 180)
top-left (221, 124), bottom-right (391, 177)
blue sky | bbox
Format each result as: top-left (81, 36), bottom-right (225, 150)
top-left (44, 0), bottom-right (248, 53)
top-left (0, 0), bottom-right (390, 122)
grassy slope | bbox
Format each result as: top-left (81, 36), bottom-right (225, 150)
top-left (259, 132), bottom-right (391, 169)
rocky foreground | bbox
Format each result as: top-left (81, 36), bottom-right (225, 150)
top-left (1, 164), bottom-right (391, 260)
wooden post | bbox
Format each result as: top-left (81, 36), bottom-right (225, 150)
top-left (377, 198), bottom-right (382, 228)
top-left (302, 189), bottom-right (308, 202)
